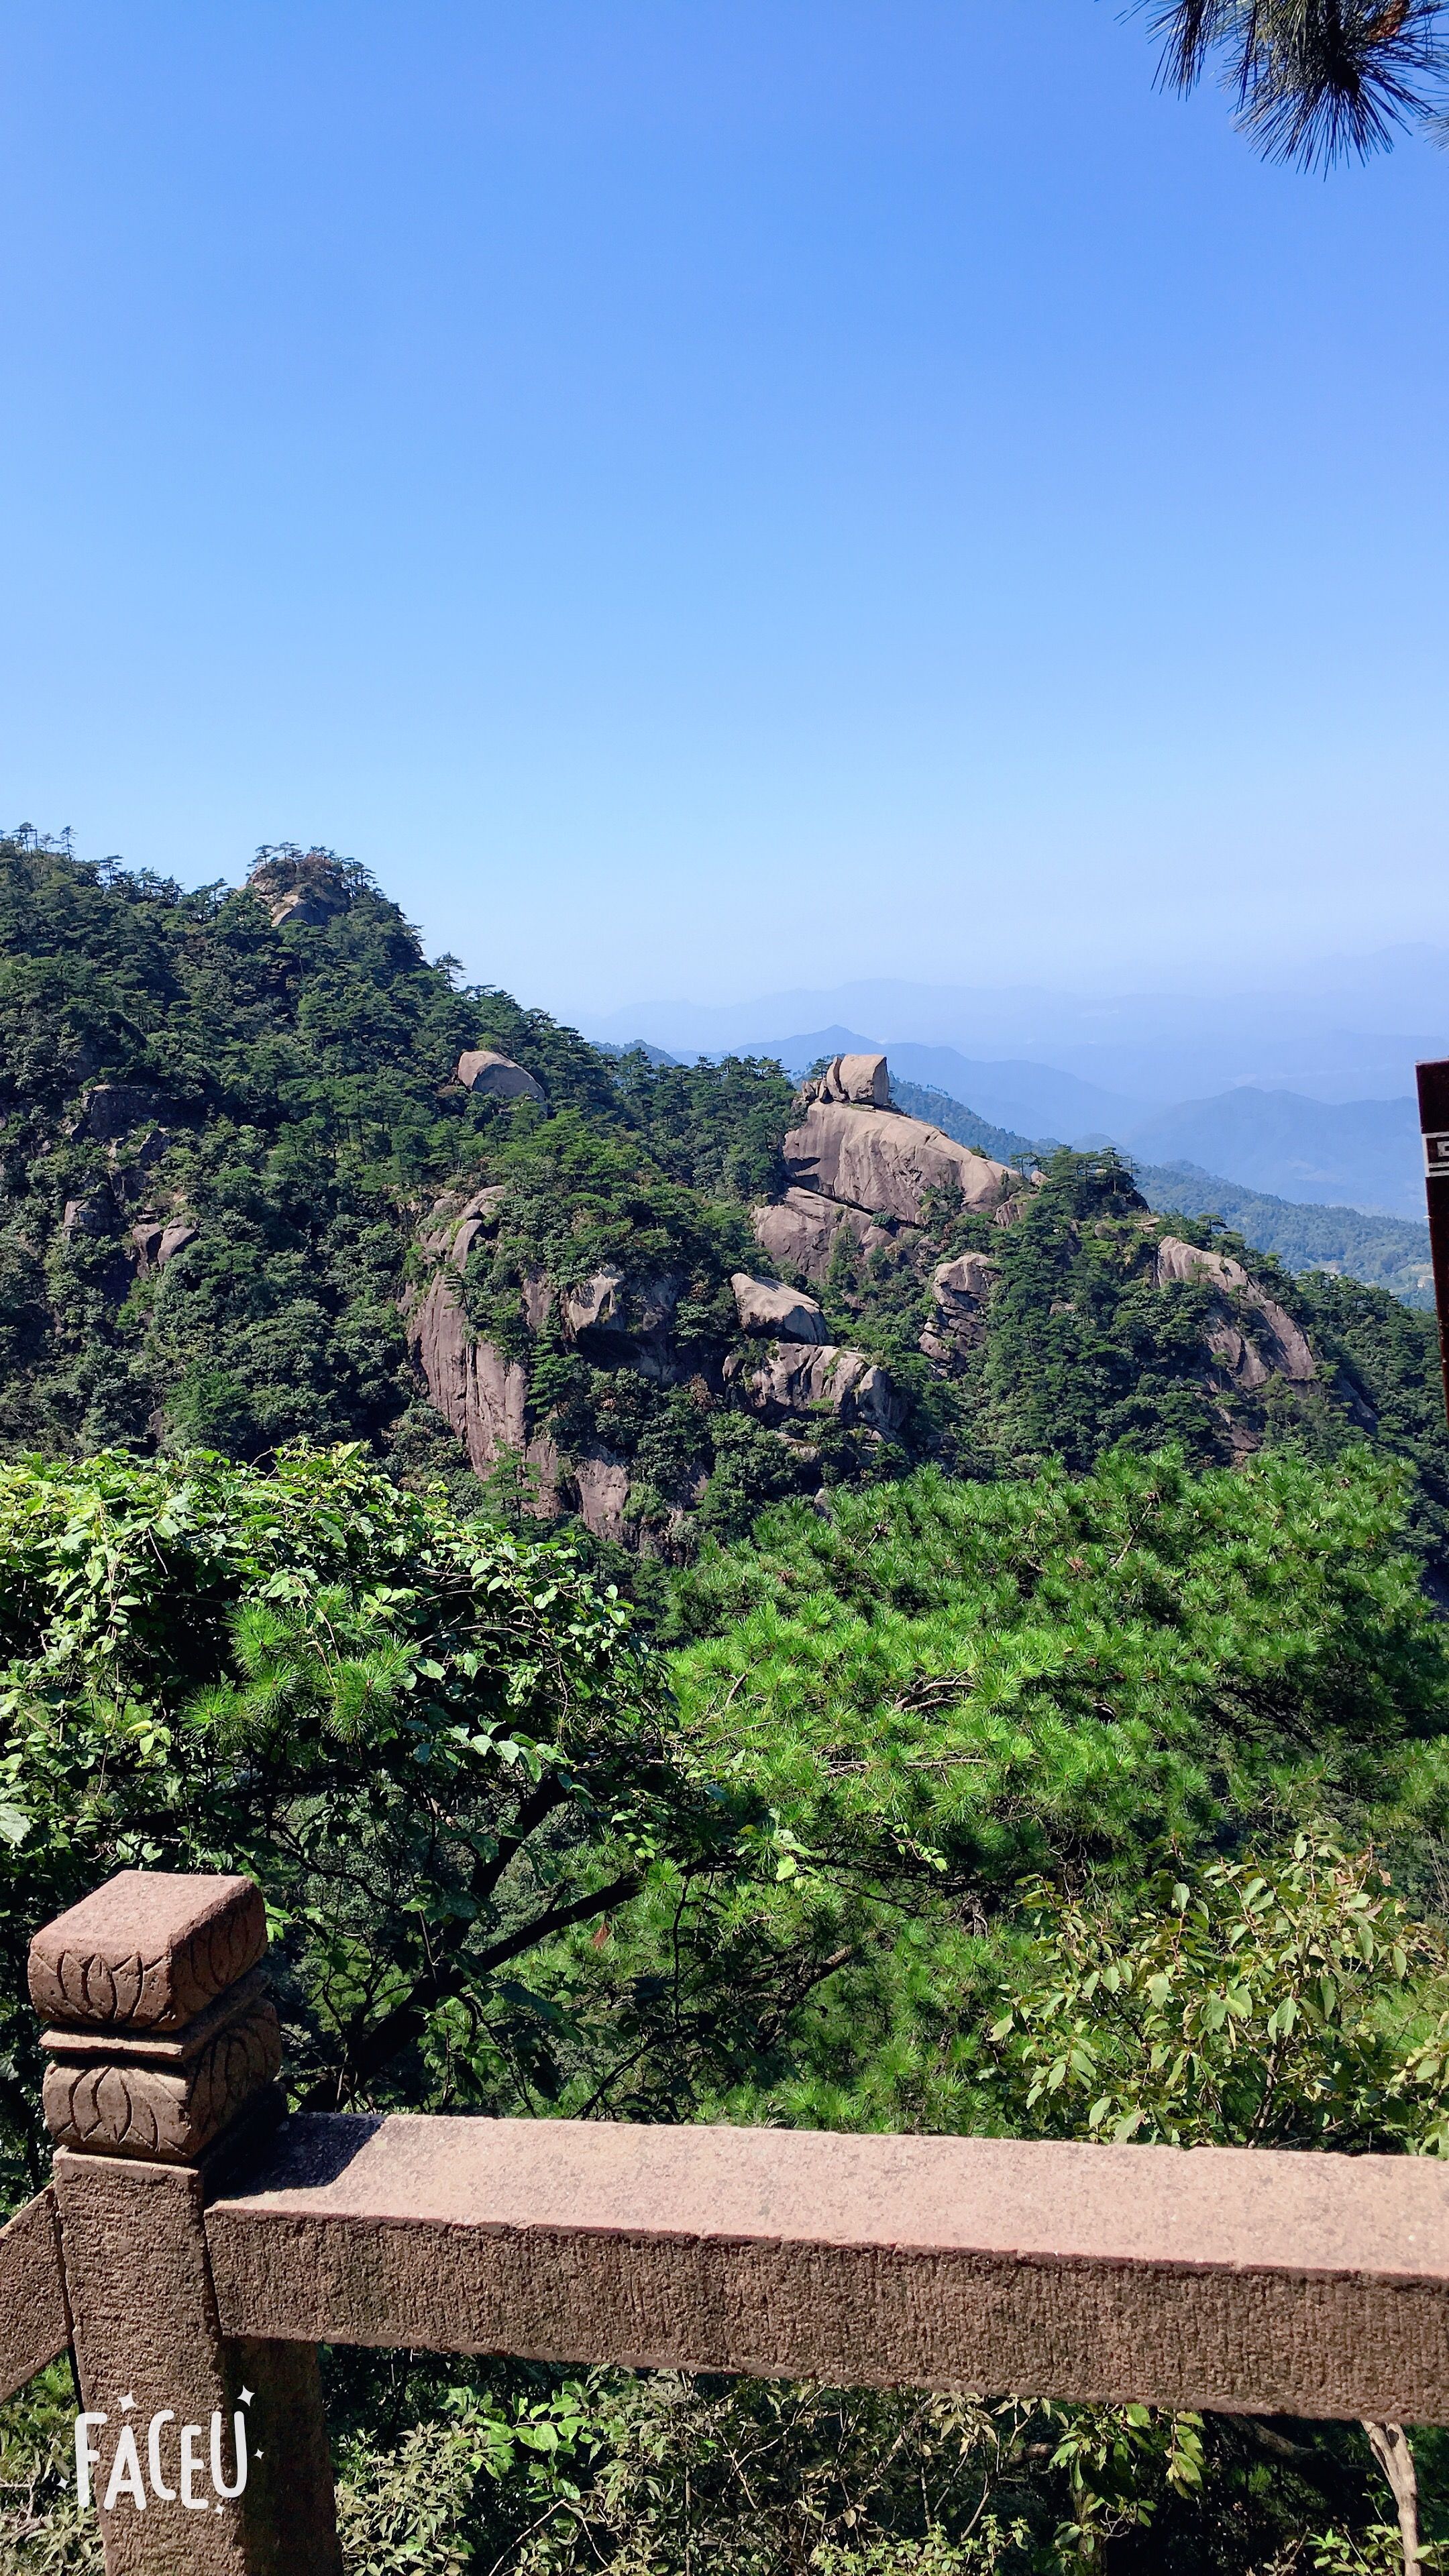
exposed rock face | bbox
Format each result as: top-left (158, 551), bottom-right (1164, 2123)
top-left (564, 1269), bottom-right (680, 1345)
top-left (156, 1222), bottom-right (198, 1269)
top-left (80, 1085), bottom-right (162, 1142)
top-left (456, 1050), bottom-right (545, 1104)
top-left (784, 1102), bottom-right (1016, 1227)
top-left (798, 1053), bottom-right (891, 1108)
top-left (405, 1271), bottom-right (559, 1505)
top-left (751, 1187), bottom-right (910, 1283)
top-left (731, 1272), bottom-right (828, 1343)
top-left (249, 852), bottom-right (352, 930)
top-left (1155, 1238), bottom-right (1248, 1294)
top-left (420, 1185), bottom-right (507, 1272)
top-left (565, 1269), bottom-right (627, 1335)
top-left (1155, 1235), bottom-right (1315, 1388)
top-left (131, 1222), bottom-right (164, 1272)
top-left (572, 1452), bottom-right (631, 1543)
top-left (62, 1193), bottom-right (113, 1240)
top-left (126, 1128), bottom-right (172, 1184)
top-left (932, 1251), bottom-right (998, 1319)
top-left (730, 1341), bottom-right (906, 1438)
top-left (521, 1271), bottom-right (553, 1331)
top-left (920, 1250), bottom-right (999, 1360)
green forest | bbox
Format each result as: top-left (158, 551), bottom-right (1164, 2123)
top-left (3, 833), bottom-right (1449, 2572)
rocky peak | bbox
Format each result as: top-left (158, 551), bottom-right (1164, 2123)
top-left (248, 848), bottom-right (353, 930)
top-left (796, 1051), bottom-right (892, 1109)
top-left (782, 1095), bottom-right (1019, 1228)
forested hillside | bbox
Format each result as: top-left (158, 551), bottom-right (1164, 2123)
top-left (5, 833), bottom-right (1448, 1576)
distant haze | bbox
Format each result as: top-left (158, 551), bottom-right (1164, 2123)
top-left (586, 944), bottom-right (1449, 1109)
top-left (584, 947), bottom-right (1449, 1222)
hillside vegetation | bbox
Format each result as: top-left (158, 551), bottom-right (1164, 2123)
top-left (896, 1078), bottom-right (1436, 1305)
top-left (4, 833), bottom-right (1448, 1578)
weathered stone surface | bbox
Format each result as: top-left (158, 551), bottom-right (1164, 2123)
top-left (82, 1085), bottom-right (162, 1141)
top-left (208, 2111), bottom-right (1449, 2424)
top-left (571, 1453), bottom-right (632, 1543)
top-left (405, 1273), bottom-right (559, 1505)
top-left (564, 1269), bottom-right (626, 1335)
top-left (419, 1185), bottom-right (505, 1256)
top-left (751, 1187), bottom-right (914, 1284)
top-left (270, 890), bottom-right (337, 927)
top-left (63, 1191), bottom-right (114, 1240)
top-left (30, 1874), bottom-right (267, 2035)
top-left (42, 1986), bottom-right (282, 2164)
top-left (56, 2150), bottom-right (341, 2573)
top-left (419, 1185), bottom-right (507, 1271)
top-left (131, 1126), bottom-right (172, 1174)
top-left (731, 1342), bottom-right (906, 1438)
top-left (1155, 1237), bottom-right (1248, 1295)
top-left (798, 1053), bottom-right (892, 1108)
top-left (784, 1104), bottom-right (1017, 1226)
top-left (0, 2188), bottom-right (70, 2405)
top-left (250, 854), bottom-right (350, 934)
top-left (633, 1276), bottom-right (682, 1334)
top-left (1155, 1236), bottom-right (1316, 1387)
top-left (931, 1252), bottom-right (998, 1319)
top-left (456, 1049), bottom-right (545, 1104)
top-left (826, 1053), bottom-right (891, 1106)
top-left (521, 1270), bottom-right (553, 1330)
top-left (156, 1221), bottom-right (198, 1269)
top-left (132, 1222), bottom-right (165, 1271)
top-left (731, 1273), bottom-right (828, 1343)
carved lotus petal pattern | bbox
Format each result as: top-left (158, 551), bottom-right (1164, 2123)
top-left (28, 1872), bottom-right (266, 2031)
top-left (41, 1998), bottom-right (281, 2162)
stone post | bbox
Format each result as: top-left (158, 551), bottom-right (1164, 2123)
top-left (30, 1870), bottom-right (341, 2575)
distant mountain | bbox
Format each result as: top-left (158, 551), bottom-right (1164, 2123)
top-left (594, 1038), bottom-right (680, 1067)
top-left (664, 1028), bottom-right (1141, 1145)
top-left (888, 1080), bottom-right (1052, 1165)
top-left (1121, 1089), bottom-right (1423, 1223)
top-left (871, 1044), bottom-right (1137, 1144)
top-left (588, 956), bottom-right (1449, 1110)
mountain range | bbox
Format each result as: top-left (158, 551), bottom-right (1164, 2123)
top-left (588, 951), bottom-right (1449, 1110)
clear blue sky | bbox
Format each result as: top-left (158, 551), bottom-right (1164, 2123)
top-left (2, 1), bottom-right (1446, 1022)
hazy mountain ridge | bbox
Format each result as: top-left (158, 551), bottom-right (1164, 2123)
top-left (590, 955), bottom-right (1448, 1100)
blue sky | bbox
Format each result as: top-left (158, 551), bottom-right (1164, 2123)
top-left (2, 1), bottom-right (1446, 1022)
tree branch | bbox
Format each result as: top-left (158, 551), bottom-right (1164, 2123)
top-left (299, 1870), bottom-right (640, 2111)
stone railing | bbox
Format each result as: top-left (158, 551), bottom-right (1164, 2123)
top-left (3, 1869), bottom-right (1448, 2572)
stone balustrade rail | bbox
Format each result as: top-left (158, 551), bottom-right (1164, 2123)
top-left (2, 1866), bottom-right (1446, 2573)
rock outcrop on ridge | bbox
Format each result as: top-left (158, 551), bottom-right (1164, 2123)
top-left (726, 1341), bottom-right (907, 1438)
top-left (731, 1273), bottom-right (829, 1342)
top-left (781, 1097), bottom-right (1018, 1229)
top-left (751, 1186), bottom-right (910, 1283)
top-left (456, 1049), bottom-right (546, 1104)
top-left (1155, 1235), bottom-right (1316, 1403)
top-left (402, 1046), bottom-right (1336, 1552)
